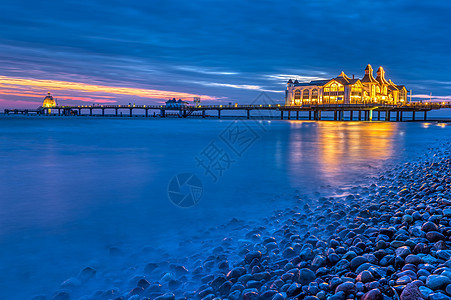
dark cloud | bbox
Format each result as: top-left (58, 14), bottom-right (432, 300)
top-left (0, 0), bottom-right (450, 107)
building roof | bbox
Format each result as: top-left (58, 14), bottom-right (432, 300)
top-left (288, 65), bottom-right (406, 90)
top-left (376, 66), bottom-right (389, 85)
top-left (337, 71), bottom-right (350, 80)
top-left (361, 64), bottom-right (378, 83)
top-left (42, 92), bottom-right (56, 107)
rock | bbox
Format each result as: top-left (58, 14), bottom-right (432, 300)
top-left (218, 281), bottom-right (232, 296)
top-left (427, 275), bottom-right (451, 290)
top-left (446, 284), bottom-right (451, 295)
top-left (437, 250), bottom-right (451, 261)
top-left (426, 231), bottom-right (445, 242)
top-left (287, 283), bottom-right (302, 296)
top-left (328, 291), bottom-right (345, 300)
top-left (420, 285), bottom-right (434, 298)
top-left (154, 293), bottom-right (176, 300)
top-left (243, 291), bottom-right (259, 300)
top-left (79, 267), bottom-right (96, 281)
top-left (396, 246), bottom-right (412, 258)
top-left (198, 287), bottom-right (214, 298)
top-left (361, 289), bottom-right (383, 300)
top-left (413, 243), bottom-right (429, 254)
top-left (229, 290), bottom-right (242, 300)
top-left (429, 293), bottom-right (451, 300)
top-left (423, 255), bottom-right (440, 265)
top-left (335, 282), bottom-right (355, 294)
top-left (397, 275), bottom-right (413, 285)
top-left (356, 271), bottom-right (374, 283)
top-left (137, 278), bottom-right (150, 289)
top-left (350, 256), bottom-right (368, 270)
top-left (308, 282), bottom-right (320, 295)
top-left (60, 277), bottom-right (81, 288)
top-left (271, 293), bottom-right (286, 300)
top-left (312, 255), bottom-right (326, 268)
top-left (245, 251), bottom-right (262, 263)
top-left (422, 222), bottom-right (439, 232)
top-left (299, 268), bottom-right (316, 285)
top-left (401, 283), bottom-right (424, 300)
top-left (228, 267), bottom-right (246, 279)
top-left (283, 247), bottom-right (296, 258)
top-left (403, 215), bottom-right (414, 223)
top-left (391, 240), bottom-right (406, 248)
top-left (405, 254), bottom-right (423, 265)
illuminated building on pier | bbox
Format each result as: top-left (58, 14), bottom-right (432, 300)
top-left (285, 65), bottom-right (408, 106)
top-left (42, 92), bottom-right (57, 107)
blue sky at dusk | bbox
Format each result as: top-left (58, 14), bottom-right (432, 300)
top-left (1, 0), bottom-right (451, 108)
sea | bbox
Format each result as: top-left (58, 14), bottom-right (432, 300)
top-left (0, 114), bottom-right (450, 299)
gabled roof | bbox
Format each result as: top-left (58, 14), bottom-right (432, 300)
top-left (388, 80), bottom-right (399, 90)
top-left (362, 64), bottom-right (377, 83)
top-left (361, 73), bottom-right (377, 83)
top-left (337, 71), bottom-right (351, 80)
top-left (376, 67), bottom-right (389, 85)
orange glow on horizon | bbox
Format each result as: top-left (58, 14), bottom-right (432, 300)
top-left (0, 75), bottom-right (217, 104)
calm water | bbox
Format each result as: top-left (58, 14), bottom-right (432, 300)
top-left (0, 116), bottom-right (450, 299)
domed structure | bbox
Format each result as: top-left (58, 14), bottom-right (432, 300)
top-left (42, 92), bottom-right (56, 107)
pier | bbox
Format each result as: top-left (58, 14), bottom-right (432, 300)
top-left (4, 102), bottom-right (451, 121)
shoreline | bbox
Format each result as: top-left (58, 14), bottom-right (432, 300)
top-left (40, 140), bottom-right (451, 300)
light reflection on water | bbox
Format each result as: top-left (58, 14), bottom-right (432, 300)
top-left (0, 117), bottom-right (449, 299)
top-left (286, 121), bottom-right (398, 188)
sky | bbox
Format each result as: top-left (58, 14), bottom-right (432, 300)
top-left (1, 0), bottom-right (451, 108)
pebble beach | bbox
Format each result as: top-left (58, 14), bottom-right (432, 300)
top-left (40, 139), bottom-right (451, 300)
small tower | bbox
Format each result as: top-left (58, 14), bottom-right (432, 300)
top-left (42, 92), bottom-right (56, 107)
top-left (365, 64), bottom-right (373, 76)
top-left (376, 66), bottom-right (389, 84)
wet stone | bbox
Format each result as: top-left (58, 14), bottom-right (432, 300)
top-left (245, 251), bottom-right (262, 263)
top-left (350, 256), bottom-right (368, 270)
top-left (427, 275), bottom-right (451, 290)
top-left (299, 268), bottom-right (316, 285)
top-left (396, 246), bottom-right (412, 258)
top-left (335, 282), bottom-right (355, 294)
top-left (426, 231), bottom-right (445, 242)
top-left (356, 271), bottom-right (374, 283)
top-left (405, 254), bottom-right (423, 265)
top-left (401, 283), bottom-right (424, 300)
top-left (361, 288), bottom-right (383, 300)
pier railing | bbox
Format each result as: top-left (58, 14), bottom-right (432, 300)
top-left (4, 101), bottom-right (451, 121)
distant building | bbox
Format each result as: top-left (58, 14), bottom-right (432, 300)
top-left (42, 92), bottom-right (57, 107)
top-left (285, 64), bottom-right (408, 106)
top-left (165, 98), bottom-right (189, 108)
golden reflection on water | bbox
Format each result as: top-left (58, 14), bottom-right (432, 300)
top-left (287, 121), bottom-right (398, 187)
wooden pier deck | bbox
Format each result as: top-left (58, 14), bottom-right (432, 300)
top-left (4, 102), bottom-right (451, 121)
